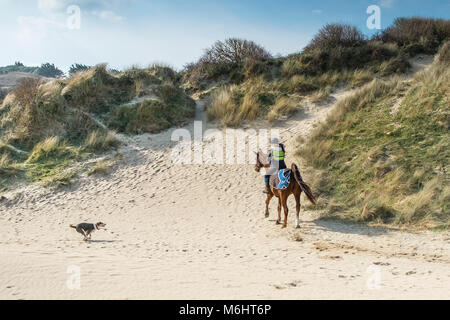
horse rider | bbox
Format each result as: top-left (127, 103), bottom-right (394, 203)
top-left (264, 138), bottom-right (287, 194)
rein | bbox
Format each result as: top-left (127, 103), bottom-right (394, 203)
top-left (255, 151), bottom-right (269, 171)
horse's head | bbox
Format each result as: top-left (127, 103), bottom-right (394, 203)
top-left (254, 150), bottom-right (263, 173)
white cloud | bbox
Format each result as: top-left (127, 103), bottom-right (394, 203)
top-left (37, 0), bottom-right (131, 12)
top-left (38, 0), bottom-right (65, 13)
top-left (16, 15), bottom-right (65, 44)
top-left (37, 0), bottom-right (127, 23)
top-left (312, 9), bottom-right (322, 14)
top-left (92, 10), bottom-right (125, 22)
top-left (379, 0), bottom-right (394, 8)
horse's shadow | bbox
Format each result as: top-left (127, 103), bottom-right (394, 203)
top-left (265, 215), bottom-right (390, 237)
top-left (308, 218), bottom-right (390, 237)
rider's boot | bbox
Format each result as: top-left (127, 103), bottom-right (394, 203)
top-left (263, 181), bottom-right (272, 194)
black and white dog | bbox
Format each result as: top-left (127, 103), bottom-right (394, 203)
top-left (70, 222), bottom-right (106, 241)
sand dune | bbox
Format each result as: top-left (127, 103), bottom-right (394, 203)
top-left (1, 60), bottom-right (449, 299)
top-left (0, 72), bottom-right (50, 91)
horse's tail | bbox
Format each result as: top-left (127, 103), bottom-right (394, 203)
top-left (291, 164), bottom-right (316, 205)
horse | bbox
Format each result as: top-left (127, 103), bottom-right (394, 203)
top-left (254, 150), bottom-right (316, 229)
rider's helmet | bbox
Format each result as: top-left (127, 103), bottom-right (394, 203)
top-left (270, 137), bottom-right (280, 146)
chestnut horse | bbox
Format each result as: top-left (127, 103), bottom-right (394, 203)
top-left (255, 150), bottom-right (316, 228)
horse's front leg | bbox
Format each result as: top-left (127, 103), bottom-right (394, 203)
top-left (265, 194), bottom-right (273, 218)
top-left (277, 197), bottom-right (282, 225)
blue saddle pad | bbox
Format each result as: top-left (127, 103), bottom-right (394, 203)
top-left (269, 169), bottom-right (291, 190)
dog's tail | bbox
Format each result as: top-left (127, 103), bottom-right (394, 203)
top-left (291, 163), bottom-right (316, 205)
top-left (69, 224), bottom-right (77, 229)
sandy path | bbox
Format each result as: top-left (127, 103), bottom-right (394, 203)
top-left (1, 62), bottom-right (449, 299)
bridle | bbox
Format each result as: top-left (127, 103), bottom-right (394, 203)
top-left (254, 151), bottom-right (268, 173)
top-left (254, 152), bottom-right (262, 172)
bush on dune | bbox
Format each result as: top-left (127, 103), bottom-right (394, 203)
top-left (82, 130), bottom-right (121, 153)
top-left (122, 64), bottom-right (178, 85)
top-left (0, 61), bottom-right (39, 75)
top-left (437, 40), bottom-right (450, 64)
top-left (184, 38), bottom-right (272, 90)
top-left (206, 85), bottom-right (242, 126)
top-left (26, 136), bottom-right (74, 164)
top-left (309, 86), bottom-right (332, 104)
top-left (267, 96), bottom-right (301, 123)
top-left (0, 62), bottom-right (195, 190)
top-left (0, 76), bottom-right (120, 189)
top-left (62, 64), bottom-right (135, 114)
top-left (35, 63), bottom-right (64, 78)
top-left (107, 81), bottom-right (196, 134)
top-left (1, 64), bottom-right (194, 144)
top-left (0, 152), bottom-right (21, 178)
top-left (207, 77), bottom-right (293, 126)
top-left (298, 44), bottom-right (450, 228)
top-left (147, 63), bottom-right (178, 83)
top-left (108, 98), bottom-right (195, 134)
top-left (204, 18), bottom-right (449, 127)
top-left (303, 24), bottom-right (366, 52)
top-left (379, 17), bottom-right (450, 55)
top-left (68, 63), bottom-right (91, 77)
top-left (282, 37), bottom-right (405, 77)
top-left (1, 78), bottom-right (67, 147)
top-left (0, 88), bottom-right (8, 104)
top-left (24, 136), bottom-right (78, 185)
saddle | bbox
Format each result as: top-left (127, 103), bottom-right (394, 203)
top-left (269, 169), bottom-right (291, 190)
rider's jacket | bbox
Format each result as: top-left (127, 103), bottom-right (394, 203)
top-left (267, 143), bottom-right (287, 175)
top-left (271, 144), bottom-right (285, 161)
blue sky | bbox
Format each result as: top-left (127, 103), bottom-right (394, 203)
top-left (0, 0), bottom-right (449, 73)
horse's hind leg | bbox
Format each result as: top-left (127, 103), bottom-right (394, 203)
top-left (295, 191), bottom-right (301, 229)
top-left (265, 194), bottom-right (273, 218)
top-left (281, 193), bottom-right (289, 229)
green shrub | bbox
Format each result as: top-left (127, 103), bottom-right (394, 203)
top-left (83, 130), bottom-right (120, 152)
top-left (299, 56), bottom-right (450, 228)
top-left (206, 85), bottom-right (242, 126)
top-left (0, 153), bottom-right (22, 177)
top-left (244, 59), bottom-right (270, 79)
top-left (26, 137), bottom-right (74, 164)
top-left (268, 96), bottom-right (301, 122)
top-left (437, 40), bottom-right (450, 64)
top-left (378, 56), bottom-right (411, 76)
top-left (303, 24), bottom-right (366, 52)
top-left (62, 65), bottom-right (135, 114)
top-left (283, 40), bottom-right (401, 77)
top-left (0, 88), bottom-right (7, 104)
top-left (1, 78), bottom-right (68, 146)
top-left (380, 17), bottom-right (450, 53)
top-left (68, 63), bottom-right (91, 77)
top-left (108, 95), bottom-right (195, 134)
top-left (35, 63), bottom-right (64, 78)
top-left (184, 38), bottom-right (272, 89)
top-left (0, 62), bottom-right (39, 75)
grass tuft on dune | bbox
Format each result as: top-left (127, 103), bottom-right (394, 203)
top-left (298, 42), bottom-right (450, 228)
top-left (0, 64), bottom-right (195, 190)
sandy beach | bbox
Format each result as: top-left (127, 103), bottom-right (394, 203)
top-left (1, 70), bottom-right (449, 300)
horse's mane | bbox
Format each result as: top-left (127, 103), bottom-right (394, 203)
top-left (257, 150), bottom-right (270, 167)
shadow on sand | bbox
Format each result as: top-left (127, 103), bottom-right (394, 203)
top-left (309, 218), bottom-right (390, 237)
top-left (85, 239), bottom-right (122, 244)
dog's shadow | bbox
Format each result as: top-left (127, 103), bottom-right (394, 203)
top-left (84, 240), bottom-right (122, 244)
